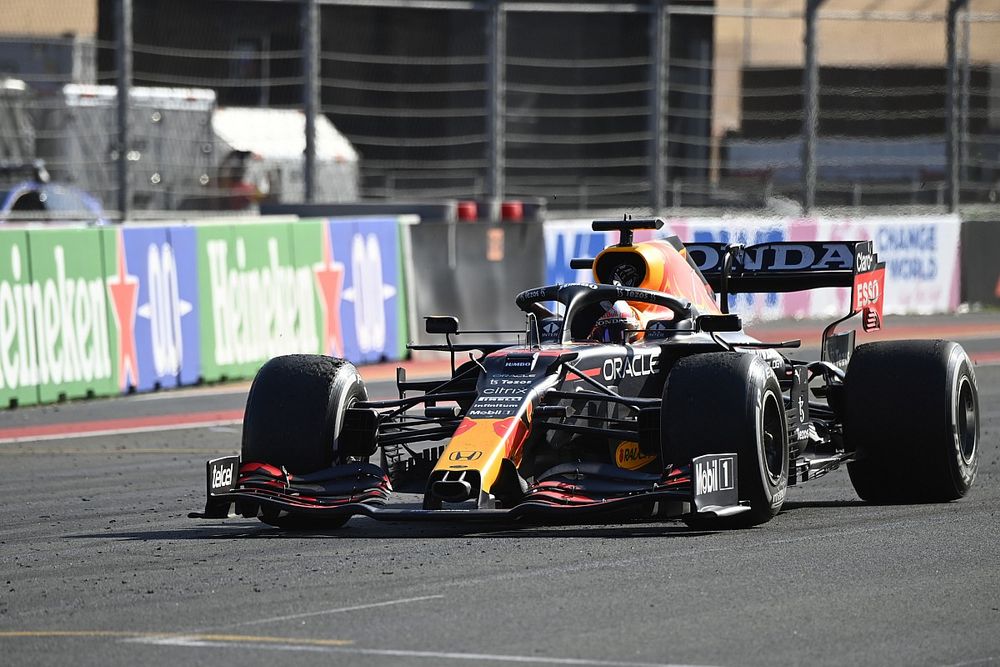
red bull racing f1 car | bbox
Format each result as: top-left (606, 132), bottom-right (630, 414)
top-left (193, 218), bottom-right (979, 529)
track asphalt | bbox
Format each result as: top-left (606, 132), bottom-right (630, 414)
top-left (1, 312), bottom-right (998, 666)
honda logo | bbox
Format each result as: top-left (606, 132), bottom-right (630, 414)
top-left (449, 450), bottom-right (482, 462)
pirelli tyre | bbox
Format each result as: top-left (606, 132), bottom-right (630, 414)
top-left (241, 355), bottom-right (368, 528)
top-left (663, 353), bottom-right (789, 528)
top-left (845, 340), bottom-right (979, 503)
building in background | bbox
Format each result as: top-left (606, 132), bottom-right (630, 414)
top-left (0, 0), bottom-right (97, 93)
top-left (0, 1), bottom-right (97, 197)
top-left (1, 1), bottom-right (997, 210)
top-left (712, 0), bottom-right (1000, 205)
top-left (95, 0), bottom-right (716, 208)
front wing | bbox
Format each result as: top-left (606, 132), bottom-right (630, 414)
top-left (191, 453), bottom-right (749, 524)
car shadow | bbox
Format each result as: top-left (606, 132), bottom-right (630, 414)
top-left (70, 518), bottom-right (719, 541)
top-left (781, 499), bottom-right (869, 510)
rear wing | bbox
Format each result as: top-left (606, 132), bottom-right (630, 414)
top-left (685, 240), bottom-right (886, 332)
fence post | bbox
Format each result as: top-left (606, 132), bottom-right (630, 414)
top-left (115, 0), bottom-right (132, 221)
top-left (303, 0), bottom-right (319, 204)
top-left (945, 0), bottom-right (969, 213)
top-left (801, 0), bottom-right (824, 214)
top-left (486, 0), bottom-right (506, 221)
top-left (650, 0), bottom-right (669, 214)
top-left (957, 0), bottom-right (974, 206)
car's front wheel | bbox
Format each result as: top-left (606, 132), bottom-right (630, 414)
top-left (662, 352), bottom-right (789, 528)
top-left (241, 354), bottom-right (368, 528)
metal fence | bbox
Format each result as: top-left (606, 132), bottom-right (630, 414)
top-left (0, 0), bottom-right (998, 219)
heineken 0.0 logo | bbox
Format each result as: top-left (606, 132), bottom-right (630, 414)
top-left (346, 233), bottom-right (390, 355)
top-left (353, 233), bottom-right (386, 354)
top-left (142, 242), bottom-right (186, 377)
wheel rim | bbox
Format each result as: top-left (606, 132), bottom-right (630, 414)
top-left (761, 391), bottom-right (784, 482)
top-left (956, 376), bottom-right (977, 464)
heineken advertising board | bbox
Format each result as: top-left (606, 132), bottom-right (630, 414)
top-left (102, 225), bottom-right (202, 393)
top-left (0, 216), bottom-right (408, 408)
top-left (197, 221), bottom-right (320, 381)
top-left (0, 229), bottom-right (39, 407)
top-left (27, 228), bottom-right (118, 403)
top-left (306, 217), bottom-right (405, 366)
top-left (197, 217), bottom-right (407, 381)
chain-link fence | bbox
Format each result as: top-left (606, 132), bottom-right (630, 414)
top-left (710, 0), bottom-right (1000, 211)
top-left (0, 0), bottom-right (997, 219)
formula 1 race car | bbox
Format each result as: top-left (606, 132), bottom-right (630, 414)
top-left (193, 218), bottom-right (979, 529)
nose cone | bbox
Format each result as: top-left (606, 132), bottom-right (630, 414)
top-left (430, 478), bottom-right (474, 503)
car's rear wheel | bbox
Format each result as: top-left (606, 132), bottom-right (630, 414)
top-left (663, 352), bottom-right (789, 528)
top-left (241, 354), bottom-right (368, 528)
top-left (845, 340), bottom-right (979, 503)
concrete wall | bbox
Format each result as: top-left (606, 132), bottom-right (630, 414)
top-left (1, 0), bottom-right (96, 37)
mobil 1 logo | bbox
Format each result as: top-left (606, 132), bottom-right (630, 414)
top-left (692, 453), bottom-right (738, 511)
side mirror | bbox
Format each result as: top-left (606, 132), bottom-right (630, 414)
top-left (697, 314), bottom-right (742, 333)
top-left (425, 316), bottom-right (459, 335)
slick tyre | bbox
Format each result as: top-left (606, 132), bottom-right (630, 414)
top-left (663, 353), bottom-right (789, 529)
top-left (242, 354), bottom-right (368, 475)
top-left (845, 340), bottom-right (979, 503)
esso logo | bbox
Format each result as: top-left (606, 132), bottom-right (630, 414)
top-left (146, 242), bottom-right (184, 376)
top-left (855, 278), bottom-right (881, 310)
top-left (351, 233), bottom-right (387, 354)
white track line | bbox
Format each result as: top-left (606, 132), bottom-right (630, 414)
top-left (138, 636), bottom-right (715, 667)
top-left (213, 594), bottom-right (445, 630)
top-left (123, 385), bottom-right (250, 402)
top-left (0, 419), bottom-right (242, 445)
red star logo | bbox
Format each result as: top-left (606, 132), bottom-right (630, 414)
top-left (106, 230), bottom-right (139, 390)
top-left (313, 224), bottom-right (345, 357)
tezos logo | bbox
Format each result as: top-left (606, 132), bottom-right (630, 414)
top-left (614, 286), bottom-right (647, 301)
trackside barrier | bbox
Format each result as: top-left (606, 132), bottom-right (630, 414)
top-left (0, 216), bottom-right (409, 408)
top-left (0, 228), bottom-right (40, 407)
top-left (959, 220), bottom-right (1000, 308)
top-left (545, 215), bottom-right (963, 320)
top-left (405, 219), bottom-right (546, 345)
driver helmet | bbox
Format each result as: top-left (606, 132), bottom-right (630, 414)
top-left (589, 300), bottom-right (642, 343)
